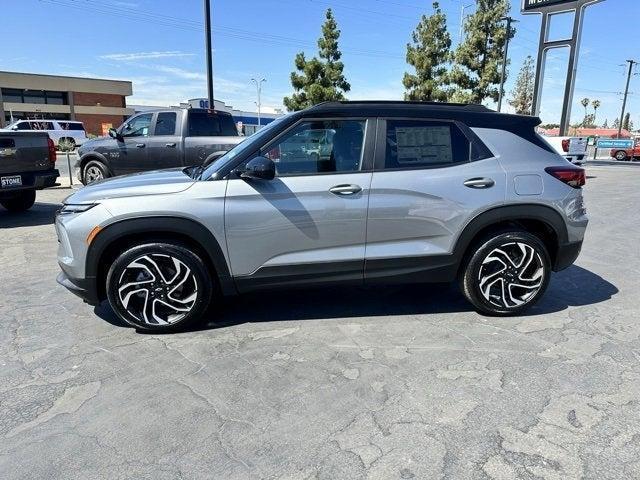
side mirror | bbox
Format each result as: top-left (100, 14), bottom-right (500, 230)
top-left (108, 127), bottom-right (120, 139)
top-left (241, 156), bottom-right (275, 181)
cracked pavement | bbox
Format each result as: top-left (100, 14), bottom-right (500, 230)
top-left (0, 165), bottom-right (638, 479)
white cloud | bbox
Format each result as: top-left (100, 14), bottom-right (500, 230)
top-left (100, 51), bottom-right (195, 61)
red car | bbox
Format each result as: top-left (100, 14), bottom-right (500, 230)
top-left (611, 139), bottom-right (640, 161)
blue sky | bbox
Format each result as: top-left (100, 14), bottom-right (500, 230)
top-left (2, 0), bottom-right (638, 125)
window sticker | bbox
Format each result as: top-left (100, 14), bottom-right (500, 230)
top-left (395, 126), bottom-right (452, 164)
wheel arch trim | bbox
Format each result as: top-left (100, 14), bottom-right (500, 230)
top-left (452, 203), bottom-right (569, 266)
top-left (86, 216), bottom-right (235, 297)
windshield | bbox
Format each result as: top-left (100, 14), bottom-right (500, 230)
top-left (202, 114), bottom-right (292, 178)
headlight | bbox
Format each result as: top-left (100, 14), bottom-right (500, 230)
top-left (59, 203), bottom-right (98, 215)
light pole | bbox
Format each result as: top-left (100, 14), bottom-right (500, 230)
top-left (251, 78), bottom-right (266, 127)
top-left (203, 0), bottom-right (214, 109)
top-left (497, 16), bottom-right (517, 113)
top-left (459, 3), bottom-right (474, 43)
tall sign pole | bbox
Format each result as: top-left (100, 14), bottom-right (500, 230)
top-left (523, 0), bottom-right (604, 135)
top-left (618, 60), bottom-right (637, 138)
top-left (204, 0), bottom-right (214, 109)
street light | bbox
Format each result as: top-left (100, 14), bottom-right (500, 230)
top-left (251, 78), bottom-right (266, 127)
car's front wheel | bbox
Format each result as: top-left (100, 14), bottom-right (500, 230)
top-left (460, 231), bottom-right (551, 316)
top-left (82, 160), bottom-right (108, 184)
top-left (106, 243), bottom-right (213, 332)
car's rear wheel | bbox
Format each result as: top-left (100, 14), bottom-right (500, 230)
top-left (615, 150), bottom-right (628, 161)
top-left (82, 160), bottom-right (108, 184)
top-left (106, 243), bottom-right (213, 332)
top-left (460, 230), bottom-right (551, 316)
top-left (0, 190), bottom-right (36, 212)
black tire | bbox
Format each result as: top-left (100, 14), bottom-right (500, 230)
top-left (615, 150), bottom-right (628, 161)
top-left (106, 243), bottom-right (213, 332)
top-left (0, 190), bottom-right (36, 212)
top-left (82, 160), bottom-right (109, 185)
top-left (460, 230), bottom-right (551, 316)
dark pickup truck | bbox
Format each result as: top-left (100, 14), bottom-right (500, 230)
top-left (76, 107), bottom-right (244, 184)
top-left (0, 132), bottom-right (58, 212)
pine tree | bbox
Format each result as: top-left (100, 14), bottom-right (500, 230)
top-left (602, 119), bottom-right (608, 129)
top-left (623, 112), bottom-right (632, 131)
top-left (508, 55), bottom-right (534, 114)
top-left (450, 0), bottom-right (513, 104)
top-left (613, 118), bottom-right (620, 129)
top-left (402, 2), bottom-right (452, 102)
top-left (283, 9), bottom-right (350, 111)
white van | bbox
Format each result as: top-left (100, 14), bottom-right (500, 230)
top-left (2, 119), bottom-right (87, 149)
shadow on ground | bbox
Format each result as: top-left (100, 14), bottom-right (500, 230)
top-left (0, 202), bottom-right (60, 228)
top-left (94, 265), bottom-right (618, 332)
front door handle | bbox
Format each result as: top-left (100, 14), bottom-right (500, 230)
top-left (329, 184), bottom-right (362, 196)
top-left (464, 177), bottom-right (495, 189)
top-left (136, 143), bottom-right (146, 148)
top-left (165, 142), bottom-right (176, 148)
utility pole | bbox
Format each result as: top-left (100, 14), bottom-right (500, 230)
top-left (497, 16), bottom-right (517, 112)
top-left (251, 78), bottom-right (266, 127)
top-left (203, 0), bottom-right (214, 109)
top-left (618, 59), bottom-right (636, 138)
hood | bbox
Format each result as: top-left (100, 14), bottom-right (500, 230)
top-left (65, 168), bottom-right (196, 203)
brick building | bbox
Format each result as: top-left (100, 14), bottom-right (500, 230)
top-left (0, 71), bottom-right (134, 135)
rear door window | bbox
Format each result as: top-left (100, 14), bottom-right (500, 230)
top-left (154, 112), bottom-right (177, 136)
top-left (59, 122), bottom-right (85, 131)
top-left (383, 120), bottom-right (471, 169)
top-left (188, 110), bottom-right (237, 137)
top-left (30, 121), bottom-right (54, 131)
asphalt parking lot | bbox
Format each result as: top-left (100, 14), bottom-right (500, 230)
top-left (1, 165), bottom-right (639, 479)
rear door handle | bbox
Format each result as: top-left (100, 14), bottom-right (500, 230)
top-left (464, 177), bottom-right (495, 189)
top-left (136, 143), bottom-right (146, 148)
top-left (329, 184), bottom-right (362, 196)
top-left (165, 142), bottom-right (176, 148)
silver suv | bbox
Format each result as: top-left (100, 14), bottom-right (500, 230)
top-left (56, 101), bottom-right (588, 332)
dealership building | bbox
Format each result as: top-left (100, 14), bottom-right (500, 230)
top-left (0, 71), bottom-right (134, 135)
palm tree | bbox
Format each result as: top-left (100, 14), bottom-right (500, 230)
top-left (592, 99), bottom-right (601, 125)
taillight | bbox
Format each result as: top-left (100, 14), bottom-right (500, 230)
top-left (561, 139), bottom-right (570, 153)
top-left (47, 137), bottom-right (56, 164)
top-left (545, 166), bottom-right (585, 188)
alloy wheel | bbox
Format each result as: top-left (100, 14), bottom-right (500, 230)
top-left (85, 165), bottom-right (104, 183)
top-left (477, 242), bottom-right (545, 309)
top-left (117, 253), bottom-right (199, 325)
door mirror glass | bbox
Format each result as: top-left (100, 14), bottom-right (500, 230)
top-left (241, 156), bottom-right (275, 180)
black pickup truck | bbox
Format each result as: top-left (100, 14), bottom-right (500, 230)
top-left (0, 132), bottom-right (59, 212)
top-left (76, 108), bottom-right (244, 184)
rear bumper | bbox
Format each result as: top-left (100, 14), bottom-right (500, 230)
top-left (0, 169), bottom-right (59, 195)
top-left (553, 240), bottom-right (583, 271)
top-left (56, 270), bottom-right (100, 306)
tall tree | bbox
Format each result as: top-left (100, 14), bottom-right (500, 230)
top-left (450, 0), bottom-right (513, 104)
top-left (508, 55), bottom-right (534, 114)
top-left (580, 97), bottom-right (590, 125)
top-left (623, 112), bottom-right (632, 131)
top-left (591, 99), bottom-right (601, 124)
top-left (602, 118), bottom-right (608, 129)
top-left (612, 117), bottom-right (620, 129)
top-left (402, 2), bottom-right (452, 102)
top-left (283, 9), bottom-right (350, 111)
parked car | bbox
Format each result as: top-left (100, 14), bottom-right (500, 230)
top-left (75, 108), bottom-right (244, 184)
top-left (610, 139), bottom-right (640, 161)
top-left (543, 136), bottom-right (588, 164)
top-left (2, 119), bottom-right (87, 150)
top-left (56, 101), bottom-right (588, 332)
top-left (0, 131), bottom-right (58, 212)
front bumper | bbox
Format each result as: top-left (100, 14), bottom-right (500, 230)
top-left (56, 270), bottom-right (100, 306)
top-left (553, 240), bottom-right (583, 271)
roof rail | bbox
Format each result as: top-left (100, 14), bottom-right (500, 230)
top-left (309, 100), bottom-right (490, 111)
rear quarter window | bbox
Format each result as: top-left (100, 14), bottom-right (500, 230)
top-left (188, 111), bottom-right (237, 137)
